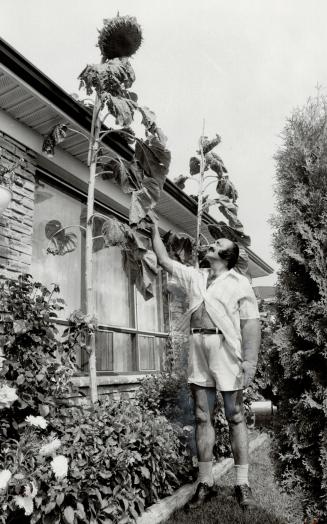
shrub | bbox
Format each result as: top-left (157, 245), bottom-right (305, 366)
top-left (0, 400), bottom-right (191, 524)
top-left (0, 274), bottom-right (82, 439)
top-left (254, 298), bottom-right (277, 403)
top-left (0, 275), bottom-right (192, 523)
top-left (270, 94), bottom-right (327, 521)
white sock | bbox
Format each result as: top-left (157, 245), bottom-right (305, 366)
top-left (234, 464), bottom-right (249, 485)
top-left (198, 461), bottom-right (214, 486)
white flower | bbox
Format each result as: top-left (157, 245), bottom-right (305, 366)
top-left (0, 385), bottom-right (18, 409)
top-left (25, 415), bottom-right (47, 429)
top-left (14, 495), bottom-right (34, 516)
top-left (51, 455), bottom-right (68, 479)
top-left (39, 438), bottom-right (61, 457)
top-left (0, 469), bottom-right (11, 490)
top-left (24, 481), bottom-right (37, 499)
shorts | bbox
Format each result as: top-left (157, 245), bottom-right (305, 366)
top-left (187, 333), bottom-right (244, 391)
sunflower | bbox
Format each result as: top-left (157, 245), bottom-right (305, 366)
top-left (98, 15), bottom-right (142, 60)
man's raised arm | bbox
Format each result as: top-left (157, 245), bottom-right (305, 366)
top-left (151, 222), bottom-right (174, 275)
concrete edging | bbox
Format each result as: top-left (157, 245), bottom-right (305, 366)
top-left (136, 432), bottom-right (269, 524)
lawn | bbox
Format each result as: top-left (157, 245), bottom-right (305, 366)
top-left (166, 435), bottom-right (303, 524)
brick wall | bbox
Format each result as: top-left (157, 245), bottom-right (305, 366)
top-left (0, 132), bottom-right (36, 281)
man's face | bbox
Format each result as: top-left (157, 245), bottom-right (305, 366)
top-left (204, 238), bottom-right (234, 264)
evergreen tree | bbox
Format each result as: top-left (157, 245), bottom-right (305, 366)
top-left (271, 94), bottom-right (327, 521)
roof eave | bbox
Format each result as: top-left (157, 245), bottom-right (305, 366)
top-left (0, 37), bottom-right (133, 161)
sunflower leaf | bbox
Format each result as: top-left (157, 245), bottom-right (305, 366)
top-left (189, 156), bottom-right (201, 175)
top-left (198, 134), bottom-right (221, 155)
top-left (218, 205), bottom-right (244, 231)
top-left (135, 136), bottom-right (171, 185)
top-left (78, 59), bottom-right (135, 99)
top-left (123, 231), bottom-right (158, 300)
top-left (216, 176), bottom-right (238, 202)
top-left (106, 94), bottom-right (136, 126)
top-left (206, 151), bottom-right (228, 176)
top-left (42, 124), bottom-right (68, 157)
top-left (100, 157), bottom-right (135, 193)
top-left (174, 174), bottom-right (189, 190)
top-left (163, 230), bottom-right (195, 265)
top-left (138, 106), bottom-right (157, 131)
top-left (129, 177), bottom-right (161, 225)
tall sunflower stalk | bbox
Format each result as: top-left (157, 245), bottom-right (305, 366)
top-left (84, 94), bottom-right (102, 403)
top-left (170, 130), bottom-right (251, 271)
top-left (42, 15), bottom-right (171, 404)
top-left (195, 123), bottom-right (206, 268)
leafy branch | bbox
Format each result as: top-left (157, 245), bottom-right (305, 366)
top-left (173, 128), bottom-right (251, 270)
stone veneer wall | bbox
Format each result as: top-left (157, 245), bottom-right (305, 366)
top-left (0, 132), bottom-right (36, 352)
top-left (0, 132), bottom-right (36, 281)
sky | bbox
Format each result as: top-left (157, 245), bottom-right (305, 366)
top-left (1, 0), bottom-right (327, 285)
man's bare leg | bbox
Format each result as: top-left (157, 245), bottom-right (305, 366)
top-left (191, 384), bottom-right (216, 485)
top-left (222, 389), bottom-right (248, 465)
top-left (222, 389), bottom-right (256, 507)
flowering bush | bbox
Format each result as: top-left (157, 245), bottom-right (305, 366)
top-left (0, 275), bottom-right (193, 523)
top-left (0, 415), bottom-right (69, 521)
top-left (0, 401), bottom-right (191, 523)
top-left (0, 274), bottom-right (81, 440)
top-left (0, 384), bottom-right (18, 410)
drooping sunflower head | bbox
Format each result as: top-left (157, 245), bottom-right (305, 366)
top-left (98, 15), bottom-right (143, 60)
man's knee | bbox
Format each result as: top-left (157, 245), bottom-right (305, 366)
top-left (225, 404), bottom-right (244, 425)
top-left (195, 405), bottom-right (211, 425)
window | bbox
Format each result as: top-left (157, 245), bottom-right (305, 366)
top-left (31, 173), bottom-right (169, 374)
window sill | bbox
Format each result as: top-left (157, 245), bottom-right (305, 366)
top-left (72, 373), bottom-right (158, 388)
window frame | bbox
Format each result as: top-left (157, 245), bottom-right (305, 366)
top-left (33, 169), bottom-right (169, 376)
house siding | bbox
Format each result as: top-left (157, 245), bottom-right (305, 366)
top-left (0, 131), bottom-right (191, 402)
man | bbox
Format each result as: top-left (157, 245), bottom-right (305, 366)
top-left (151, 223), bottom-right (261, 509)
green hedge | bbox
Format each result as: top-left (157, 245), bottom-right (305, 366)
top-left (271, 94), bottom-right (327, 521)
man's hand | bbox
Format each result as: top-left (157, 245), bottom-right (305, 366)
top-left (242, 360), bottom-right (257, 388)
top-left (149, 220), bottom-right (159, 236)
top-left (150, 221), bottom-right (174, 275)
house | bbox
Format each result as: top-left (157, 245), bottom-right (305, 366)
top-left (253, 286), bottom-right (276, 301)
top-left (0, 38), bottom-right (274, 398)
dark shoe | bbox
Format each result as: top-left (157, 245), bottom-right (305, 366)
top-left (235, 484), bottom-right (256, 508)
top-left (187, 482), bottom-right (217, 509)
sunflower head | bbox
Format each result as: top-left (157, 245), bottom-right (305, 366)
top-left (98, 15), bottom-right (143, 60)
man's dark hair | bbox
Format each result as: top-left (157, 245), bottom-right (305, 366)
top-left (218, 241), bottom-right (239, 269)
